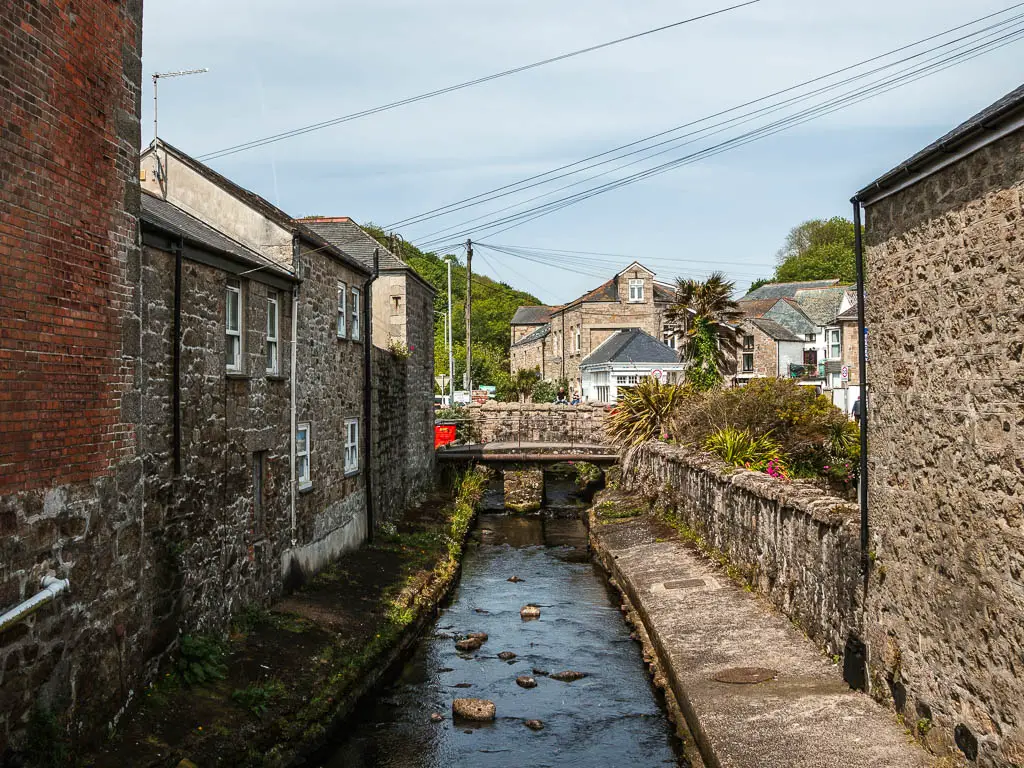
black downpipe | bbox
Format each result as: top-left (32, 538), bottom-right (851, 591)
top-left (363, 249), bottom-right (379, 540)
top-left (173, 236), bottom-right (184, 476)
top-left (852, 199), bottom-right (869, 577)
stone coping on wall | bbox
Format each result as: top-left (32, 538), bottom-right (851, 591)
top-left (468, 401), bottom-right (607, 412)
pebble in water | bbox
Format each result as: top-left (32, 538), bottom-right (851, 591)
top-left (520, 605), bottom-right (541, 620)
top-left (550, 670), bottom-right (587, 682)
top-left (453, 698), bottom-right (496, 721)
top-left (525, 719), bottom-right (544, 731)
top-left (516, 676), bottom-right (537, 689)
top-left (497, 651), bottom-right (517, 661)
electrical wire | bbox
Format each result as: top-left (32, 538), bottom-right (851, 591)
top-left (197, 1), bottom-right (760, 161)
top-left (385, 2), bottom-right (1024, 231)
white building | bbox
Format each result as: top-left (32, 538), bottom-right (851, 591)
top-left (580, 328), bottom-right (686, 403)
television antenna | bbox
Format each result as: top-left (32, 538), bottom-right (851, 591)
top-left (152, 68), bottom-right (209, 141)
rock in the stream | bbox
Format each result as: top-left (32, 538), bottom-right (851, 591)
top-left (532, 668), bottom-right (549, 677)
top-left (507, 576), bottom-right (524, 583)
top-left (525, 719), bottom-right (545, 731)
top-left (467, 632), bottom-right (489, 642)
top-left (453, 698), bottom-right (496, 721)
top-left (456, 637), bottom-right (483, 652)
top-left (453, 683), bottom-right (473, 688)
top-left (520, 605), bottom-right (541, 620)
top-left (516, 676), bottom-right (537, 689)
top-left (497, 651), bottom-right (517, 661)
top-left (430, 712), bottom-right (444, 723)
top-left (550, 670), bottom-right (587, 682)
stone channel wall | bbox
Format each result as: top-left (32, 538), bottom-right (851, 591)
top-left (861, 126), bottom-right (1024, 764)
top-left (620, 442), bottom-right (862, 657)
top-left (467, 402), bottom-right (608, 445)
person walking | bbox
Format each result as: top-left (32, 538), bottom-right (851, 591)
top-left (851, 396), bottom-right (862, 422)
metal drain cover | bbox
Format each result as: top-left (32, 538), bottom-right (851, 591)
top-left (712, 667), bottom-right (778, 684)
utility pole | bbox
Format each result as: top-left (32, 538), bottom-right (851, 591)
top-left (446, 257), bottom-right (455, 404)
top-left (464, 239), bottom-right (473, 392)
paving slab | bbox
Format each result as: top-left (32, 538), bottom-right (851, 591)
top-left (592, 513), bottom-right (933, 768)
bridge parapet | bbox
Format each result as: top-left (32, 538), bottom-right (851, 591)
top-left (468, 401), bottom-right (608, 445)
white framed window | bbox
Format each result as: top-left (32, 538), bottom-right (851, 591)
top-left (266, 293), bottom-right (279, 374)
top-left (574, 326), bottom-right (581, 353)
top-left (296, 422), bottom-right (311, 488)
top-left (616, 374), bottom-right (639, 386)
top-left (350, 286), bottom-right (361, 341)
top-left (663, 332), bottom-right (677, 350)
top-left (596, 385), bottom-right (610, 402)
top-left (344, 418), bottom-right (359, 474)
top-left (628, 279), bottom-right (645, 302)
top-left (742, 353), bottom-right (754, 373)
top-left (826, 328), bottom-right (841, 360)
top-left (337, 282), bottom-right (347, 338)
top-left (226, 279), bottom-right (243, 372)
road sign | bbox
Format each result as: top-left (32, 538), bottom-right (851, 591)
top-left (841, 365), bottom-right (850, 382)
top-left (651, 369), bottom-right (664, 383)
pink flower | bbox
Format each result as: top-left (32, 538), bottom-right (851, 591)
top-left (824, 465), bottom-right (830, 470)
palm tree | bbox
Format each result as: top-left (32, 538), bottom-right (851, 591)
top-left (665, 272), bottom-right (743, 390)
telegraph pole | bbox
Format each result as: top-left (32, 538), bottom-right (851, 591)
top-left (464, 240), bottom-right (473, 392)
top-left (446, 257), bottom-right (455, 404)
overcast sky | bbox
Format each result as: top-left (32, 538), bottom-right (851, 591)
top-left (142, 0), bottom-right (1024, 303)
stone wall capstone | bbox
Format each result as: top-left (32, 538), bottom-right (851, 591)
top-left (620, 441), bottom-right (862, 657)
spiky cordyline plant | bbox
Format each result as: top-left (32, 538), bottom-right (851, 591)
top-left (704, 426), bottom-right (782, 468)
top-left (664, 272), bottom-right (743, 391)
top-left (605, 377), bottom-right (682, 447)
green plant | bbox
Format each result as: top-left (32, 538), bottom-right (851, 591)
top-left (177, 634), bottom-right (227, 686)
top-left (22, 706), bottom-right (68, 768)
top-left (531, 378), bottom-right (557, 403)
top-left (664, 272), bottom-right (743, 390)
top-left (917, 717), bottom-right (932, 735)
top-left (232, 679), bottom-right (287, 717)
top-left (605, 377), bottom-right (683, 446)
top-left (704, 427), bottom-right (782, 469)
top-left (386, 338), bottom-right (412, 359)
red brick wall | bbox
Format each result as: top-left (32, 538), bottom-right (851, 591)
top-left (0, 0), bottom-right (143, 493)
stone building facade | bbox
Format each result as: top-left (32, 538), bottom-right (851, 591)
top-left (0, 0), bottom-right (146, 751)
top-left (510, 262), bottom-right (675, 397)
top-left (854, 85), bottom-right (1024, 766)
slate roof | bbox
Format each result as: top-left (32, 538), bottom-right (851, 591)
top-left (145, 141), bottom-right (369, 275)
top-left (765, 299), bottom-right (816, 336)
top-left (512, 323), bottom-right (551, 347)
top-left (654, 282), bottom-right (675, 302)
top-left (792, 286), bottom-right (851, 326)
top-left (737, 298), bottom-right (779, 318)
top-left (511, 306), bottom-right (557, 325)
top-left (750, 318), bottom-right (804, 343)
top-left (856, 84), bottom-right (1024, 202)
top-left (140, 191), bottom-right (295, 278)
top-left (741, 279), bottom-right (841, 301)
top-left (300, 217), bottom-right (406, 271)
top-left (836, 304), bottom-right (859, 322)
top-left (581, 328), bottom-right (679, 366)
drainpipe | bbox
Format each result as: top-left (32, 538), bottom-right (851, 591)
top-left (364, 249), bottom-right (379, 540)
top-left (172, 236), bottom-right (184, 475)
top-left (852, 197), bottom-right (870, 576)
top-left (290, 241), bottom-right (300, 548)
top-left (0, 577), bottom-right (70, 634)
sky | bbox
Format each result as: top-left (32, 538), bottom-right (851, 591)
top-left (141, 0), bottom-right (1024, 304)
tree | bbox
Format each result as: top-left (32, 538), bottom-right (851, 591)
top-left (773, 217), bottom-right (856, 284)
top-left (665, 272), bottom-right (742, 391)
top-left (511, 368), bottom-right (541, 402)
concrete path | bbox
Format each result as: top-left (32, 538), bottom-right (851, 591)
top-left (591, 511), bottom-right (933, 768)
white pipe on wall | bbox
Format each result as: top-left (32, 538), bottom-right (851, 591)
top-left (0, 576), bottom-right (70, 634)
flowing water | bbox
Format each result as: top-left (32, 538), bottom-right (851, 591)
top-left (318, 476), bottom-right (682, 768)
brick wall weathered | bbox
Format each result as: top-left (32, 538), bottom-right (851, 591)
top-left (621, 442), bottom-right (862, 657)
top-left (468, 402), bottom-right (607, 444)
top-left (0, 0), bottom-right (144, 750)
top-left (862, 128), bottom-right (1024, 764)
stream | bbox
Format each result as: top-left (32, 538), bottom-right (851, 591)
top-left (317, 474), bottom-right (683, 767)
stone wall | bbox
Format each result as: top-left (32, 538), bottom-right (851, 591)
top-left (0, 0), bottom-right (145, 751)
top-left (401, 275), bottom-right (437, 512)
top-left (736, 322), bottom-right (780, 379)
top-left (620, 442), bottom-right (862, 657)
top-left (861, 127), bottom-right (1024, 764)
top-left (371, 347), bottom-right (407, 523)
top-left (468, 402), bottom-right (607, 444)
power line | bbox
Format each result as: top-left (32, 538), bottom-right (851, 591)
top-left (413, 24), bottom-right (1024, 249)
top-left (197, 1), bottom-right (761, 162)
top-left (385, 2), bottom-right (1024, 231)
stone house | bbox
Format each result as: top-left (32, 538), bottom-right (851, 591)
top-left (580, 329), bottom-right (686, 403)
top-left (735, 318), bottom-right (805, 381)
top-left (298, 216), bottom-right (436, 523)
top-left (510, 305), bottom-right (558, 345)
top-left (510, 262), bottom-right (675, 395)
top-left (853, 84), bottom-right (1024, 765)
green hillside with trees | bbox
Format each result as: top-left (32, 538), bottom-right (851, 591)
top-left (363, 226), bottom-right (541, 390)
top-left (747, 216), bottom-right (856, 294)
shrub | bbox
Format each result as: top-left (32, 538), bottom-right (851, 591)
top-left (531, 379), bottom-right (557, 403)
top-left (606, 378), bottom-right (683, 447)
top-left (386, 338), bottom-right (412, 359)
top-left (704, 427), bottom-right (782, 469)
top-left (232, 679), bottom-right (287, 717)
top-left (177, 634), bottom-right (227, 686)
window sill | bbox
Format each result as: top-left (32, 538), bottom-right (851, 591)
top-left (226, 372), bottom-right (250, 380)
top-left (266, 374), bottom-right (289, 382)
top-left (298, 483), bottom-right (314, 494)
top-left (344, 468), bottom-right (361, 478)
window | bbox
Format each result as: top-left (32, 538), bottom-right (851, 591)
top-left (350, 286), bottom-right (361, 341)
top-left (742, 353), bottom-right (754, 373)
top-left (628, 279), bottom-right (645, 302)
top-left (803, 349), bottom-right (818, 366)
top-left (596, 385), bottom-right (610, 402)
top-left (266, 293), bottom-right (279, 374)
top-left (574, 326), bottom-right (581, 353)
top-left (742, 334), bottom-right (755, 351)
top-left (344, 418), bottom-right (359, 474)
top-left (226, 279), bottom-right (243, 372)
top-left (337, 282), bottom-right (347, 337)
top-left (663, 332), bottom-right (677, 350)
top-left (829, 371), bottom-right (843, 389)
top-left (296, 423), bottom-right (311, 488)
top-left (826, 328), bottom-right (841, 360)
top-left (616, 374), bottom-right (639, 386)
top-left (806, 333), bottom-right (816, 342)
